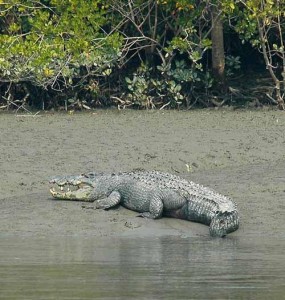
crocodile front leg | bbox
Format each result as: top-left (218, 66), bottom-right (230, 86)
top-left (94, 191), bottom-right (121, 209)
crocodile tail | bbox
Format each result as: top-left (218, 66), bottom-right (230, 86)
top-left (209, 210), bottom-right (239, 237)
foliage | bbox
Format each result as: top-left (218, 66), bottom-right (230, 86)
top-left (225, 55), bottom-right (241, 77)
top-left (223, 0), bottom-right (285, 108)
top-left (109, 0), bottom-right (216, 108)
top-left (0, 0), bottom-right (122, 90)
top-left (124, 61), bottom-right (185, 109)
top-left (0, 0), bottom-right (285, 110)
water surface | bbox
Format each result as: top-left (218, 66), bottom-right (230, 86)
top-left (1, 235), bottom-right (284, 299)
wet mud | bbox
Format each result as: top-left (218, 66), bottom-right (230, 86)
top-left (1, 109), bottom-right (285, 299)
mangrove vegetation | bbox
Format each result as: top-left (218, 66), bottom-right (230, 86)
top-left (0, 0), bottom-right (285, 110)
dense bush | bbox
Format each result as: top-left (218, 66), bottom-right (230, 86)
top-left (0, 0), bottom-right (284, 110)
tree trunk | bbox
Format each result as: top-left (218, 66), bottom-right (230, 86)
top-left (211, 5), bottom-right (226, 90)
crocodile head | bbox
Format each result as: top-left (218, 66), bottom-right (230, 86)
top-left (49, 175), bottom-right (95, 201)
top-left (209, 210), bottom-right (239, 238)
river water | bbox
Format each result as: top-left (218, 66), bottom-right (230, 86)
top-left (1, 235), bottom-right (285, 299)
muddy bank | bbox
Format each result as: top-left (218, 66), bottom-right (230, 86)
top-left (1, 109), bottom-right (285, 238)
top-left (2, 109), bottom-right (285, 300)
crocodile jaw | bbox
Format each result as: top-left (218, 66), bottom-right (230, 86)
top-left (49, 176), bottom-right (94, 201)
top-left (50, 185), bottom-right (93, 200)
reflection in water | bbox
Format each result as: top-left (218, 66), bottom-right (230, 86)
top-left (0, 235), bottom-right (284, 299)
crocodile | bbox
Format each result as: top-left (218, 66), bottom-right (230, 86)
top-left (49, 170), bottom-right (239, 237)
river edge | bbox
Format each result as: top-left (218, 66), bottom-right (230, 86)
top-left (1, 108), bottom-right (285, 238)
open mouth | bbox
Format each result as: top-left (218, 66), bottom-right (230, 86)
top-left (50, 184), bottom-right (81, 195)
top-left (49, 177), bottom-right (93, 199)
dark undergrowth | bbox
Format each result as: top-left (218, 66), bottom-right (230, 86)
top-left (0, 71), bottom-right (277, 113)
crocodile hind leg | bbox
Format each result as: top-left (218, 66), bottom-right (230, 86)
top-left (94, 191), bottom-right (121, 209)
top-left (138, 192), bottom-right (164, 219)
top-left (139, 188), bottom-right (187, 219)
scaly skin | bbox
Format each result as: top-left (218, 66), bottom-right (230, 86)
top-left (49, 171), bottom-right (239, 237)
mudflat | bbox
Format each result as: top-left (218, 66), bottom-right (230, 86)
top-left (1, 109), bottom-right (285, 238)
top-left (1, 109), bottom-right (285, 300)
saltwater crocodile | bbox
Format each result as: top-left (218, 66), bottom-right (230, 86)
top-left (49, 170), bottom-right (239, 237)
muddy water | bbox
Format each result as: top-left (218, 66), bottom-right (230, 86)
top-left (1, 236), bottom-right (285, 299)
top-left (1, 109), bottom-right (285, 299)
